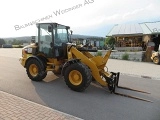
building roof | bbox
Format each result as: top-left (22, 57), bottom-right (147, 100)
top-left (72, 34), bottom-right (105, 40)
top-left (107, 21), bottom-right (160, 37)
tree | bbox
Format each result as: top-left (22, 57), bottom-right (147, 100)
top-left (105, 37), bottom-right (116, 49)
top-left (0, 39), bottom-right (5, 45)
top-left (105, 37), bottom-right (116, 45)
top-left (12, 39), bottom-right (22, 45)
top-left (7, 40), bottom-right (13, 44)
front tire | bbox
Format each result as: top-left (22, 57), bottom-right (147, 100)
top-left (26, 59), bottom-right (47, 81)
top-left (64, 62), bottom-right (92, 92)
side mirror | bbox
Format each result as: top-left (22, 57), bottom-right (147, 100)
top-left (69, 30), bottom-right (73, 43)
top-left (48, 26), bottom-right (52, 32)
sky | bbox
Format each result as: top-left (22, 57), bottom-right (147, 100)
top-left (0, 0), bottom-right (160, 38)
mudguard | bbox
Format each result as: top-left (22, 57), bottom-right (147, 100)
top-left (61, 59), bottom-right (80, 76)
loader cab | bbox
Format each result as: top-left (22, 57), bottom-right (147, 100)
top-left (36, 23), bottom-right (70, 58)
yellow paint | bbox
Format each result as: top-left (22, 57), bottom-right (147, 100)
top-left (20, 42), bottom-right (113, 87)
top-left (69, 47), bottom-right (112, 87)
top-left (82, 52), bottom-right (94, 58)
top-left (19, 57), bottom-right (26, 67)
top-left (29, 64), bottom-right (38, 76)
top-left (69, 70), bottom-right (82, 86)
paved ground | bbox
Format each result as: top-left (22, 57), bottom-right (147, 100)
top-left (0, 48), bottom-right (160, 120)
top-left (0, 91), bottom-right (82, 120)
top-left (107, 58), bottom-right (160, 80)
top-left (0, 48), bottom-right (82, 120)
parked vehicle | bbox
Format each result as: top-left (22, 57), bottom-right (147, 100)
top-left (151, 51), bottom-right (160, 64)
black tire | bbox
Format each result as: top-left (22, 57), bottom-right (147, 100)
top-left (64, 62), bottom-right (92, 92)
top-left (41, 71), bottom-right (47, 79)
top-left (26, 59), bottom-right (47, 81)
top-left (153, 56), bottom-right (160, 65)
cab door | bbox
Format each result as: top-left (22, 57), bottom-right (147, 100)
top-left (38, 24), bottom-right (53, 57)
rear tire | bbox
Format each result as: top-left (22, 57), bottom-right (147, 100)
top-left (64, 62), bottom-right (92, 92)
top-left (26, 59), bottom-right (47, 81)
top-left (153, 56), bottom-right (160, 64)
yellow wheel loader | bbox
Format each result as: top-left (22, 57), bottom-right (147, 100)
top-left (19, 22), bottom-right (117, 92)
top-left (19, 23), bottom-right (151, 102)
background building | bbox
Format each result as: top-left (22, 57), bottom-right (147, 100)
top-left (71, 34), bottom-right (105, 49)
top-left (107, 21), bottom-right (160, 51)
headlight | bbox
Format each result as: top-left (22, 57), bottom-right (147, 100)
top-left (24, 48), bottom-right (32, 54)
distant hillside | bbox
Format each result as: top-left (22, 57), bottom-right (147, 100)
top-left (3, 36), bottom-right (32, 42)
top-left (3, 34), bottom-right (105, 42)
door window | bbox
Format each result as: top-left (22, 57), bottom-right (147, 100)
top-left (39, 24), bottom-right (53, 57)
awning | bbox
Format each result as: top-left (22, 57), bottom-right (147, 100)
top-left (107, 21), bottom-right (160, 37)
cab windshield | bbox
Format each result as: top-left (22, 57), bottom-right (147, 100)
top-left (54, 25), bottom-right (69, 46)
top-left (35, 24), bottom-right (69, 46)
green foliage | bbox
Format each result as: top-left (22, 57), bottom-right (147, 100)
top-left (105, 37), bottom-right (116, 45)
top-left (12, 39), bottom-right (22, 45)
top-left (7, 40), bottom-right (13, 44)
top-left (0, 39), bottom-right (5, 45)
top-left (122, 53), bottom-right (129, 60)
top-left (12, 45), bottom-right (23, 48)
top-left (105, 37), bottom-right (116, 49)
top-left (5, 39), bottom-right (28, 45)
top-left (95, 51), bottom-right (102, 56)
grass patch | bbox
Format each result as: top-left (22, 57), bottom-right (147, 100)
top-left (12, 45), bottom-right (23, 48)
top-left (122, 53), bottom-right (129, 60)
top-left (95, 51), bottom-right (102, 56)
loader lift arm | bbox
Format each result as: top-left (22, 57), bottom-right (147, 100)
top-left (68, 45), bottom-right (152, 102)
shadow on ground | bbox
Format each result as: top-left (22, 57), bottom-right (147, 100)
top-left (31, 73), bottom-right (160, 120)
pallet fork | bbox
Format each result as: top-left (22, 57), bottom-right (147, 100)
top-left (92, 72), bottom-right (152, 103)
top-left (111, 72), bottom-right (152, 103)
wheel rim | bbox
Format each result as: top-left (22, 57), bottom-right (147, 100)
top-left (153, 57), bottom-right (159, 64)
top-left (69, 70), bottom-right (82, 85)
top-left (29, 64), bottom-right (38, 77)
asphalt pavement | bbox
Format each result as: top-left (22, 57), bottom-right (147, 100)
top-left (107, 58), bottom-right (160, 80)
